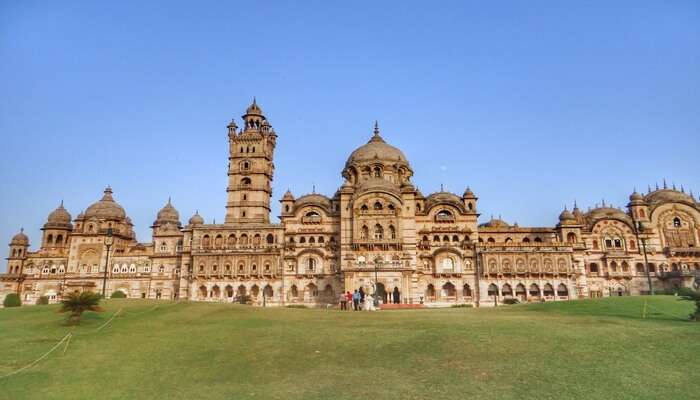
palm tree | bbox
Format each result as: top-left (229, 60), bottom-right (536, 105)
top-left (60, 291), bottom-right (102, 324)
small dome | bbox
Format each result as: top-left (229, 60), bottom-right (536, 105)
top-left (480, 217), bottom-right (510, 228)
top-left (345, 123), bottom-right (410, 169)
top-left (46, 201), bottom-right (72, 226)
top-left (282, 190), bottom-right (295, 201)
top-left (11, 229), bottom-right (29, 246)
top-left (245, 98), bottom-right (263, 115)
top-left (188, 211), bottom-right (204, 225)
top-left (294, 193), bottom-right (332, 211)
top-left (84, 187), bottom-right (127, 220)
top-left (425, 191), bottom-right (464, 211)
top-left (559, 208), bottom-right (575, 222)
top-left (463, 187), bottom-right (475, 198)
top-left (629, 191), bottom-right (643, 201)
top-left (154, 198), bottom-right (180, 226)
top-left (585, 206), bottom-right (631, 225)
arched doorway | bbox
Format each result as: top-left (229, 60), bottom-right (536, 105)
top-left (515, 284), bottom-right (526, 301)
top-left (376, 282), bottom-right (387, 303)
top-left (392, 286), bottom-right (400, 304)
top-left (225, 285), bottom-right (234, 298)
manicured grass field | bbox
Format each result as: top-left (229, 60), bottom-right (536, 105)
top-left (0, 296), bottom-right (698, 400)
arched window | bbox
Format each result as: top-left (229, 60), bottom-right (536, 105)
top-left (373, 201), bottom-right (383, 211)
top-left (241, 177), bottom-right (251, 185)
top-left (443, 235), bottom-right (449, 242)
top-left (452, 235), bottom-right (459, 242)
top-left (361, 205), bottom-right (368, 212)
top-left (300, 236), bottom-right (306, 243)
top-left (505, 237), bottom-right (513, 243)
top-left (318, 236), bottom-right (324, 243)
top-left (389, 226), bottom-right (396, 239)
top-left (529, 283), bottom-right (540, 297)
top-left (309, 236), bottom-right (315, 244)
top-left (361, 226), bottom-right (369, 239)
top-left (673, 217), bottom-right (681, 227)
top-left (543, 283), bottom-right (555, 296)
top-left (557, 284), bottom-right (568, 297)
top-left (442, 257), bottom-right (454, 270)
top-left (589, 263), bottom-right (599, 273)
top-left (635, 263), bottom-right (645, 273)
top-left (373, 167), bottom-right (382, 177)
top-left (522, 237), bottom-right (531, 243)
top-left (442, 282), bottom-right (456, 297)
top-left (462, 284), bottom-right (472, 297)
top-left (487, 284), bottom-right (499, 297)
top-left (374, 224), bottom-right (383, 239)
top-left (307, 258), bottom-right (316, 271)
top-left (266, 234), bottom-right (274, 244)
top-left (566, 232), bottom-right (576, 243)
top-left (239, 234), bottom-right (248, 245)
top-left (227, 234), bottom-right (237, 246)
top-left (47, 234), bottom-right (54, 245)
top-left (501, 284), bottom-right (513, 297)
top-left (433, 235), bottom-right (440, 242)
top-left (534, 237), bottom-right (542, 243)
top-left (487, 237), bottom-right (495, 243)
top-left (592, 239), bottom-right (599, 250)
top-left (202, 235), bottom-right (211, 248)
top-left (425, 284), bottom-right (436, 299)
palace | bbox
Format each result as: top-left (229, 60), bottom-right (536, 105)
top-left (3, 100), bottom-right (700, 307)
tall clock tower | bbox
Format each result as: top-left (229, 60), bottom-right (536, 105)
top-left (224, 99), bottom-right (277, 224)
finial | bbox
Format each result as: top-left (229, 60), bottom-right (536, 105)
top-left (213, 218), bottom-right (216, 224)
top-left (440, 183), bottom-right (444, 192)
top-left (681, 184), bottom-right (685, 193)
top-left (253, 96), bottom-right (257, 105)
top-left (663, 178), bottom-right (667, 189)
top-left (573, 199), bottom-right (578, 209)
top-left (647, 184), bottom-right (651, 194)
top-left (167, 196), bottom-right (171, 205)
top-left (20, 227), bottom-right (24, 233)
top-left (672, 182), bottom-right (676, 190)
top-left (312, 184), bottom-right (316, 194)
top-left (60, 199), bottom-right (64, 207)
top-left (601, 198), bottom-right (606, 207)
top-left (373, 121), bottom-right (380, 136)
top-left (690, 189), bottom-right (694, 198)
top-left (633, 186), bottom-right (637, 194)
top-left (563, 205), bottom-right (568, 211)
top-left (655, 182), bottom-right (659, 190)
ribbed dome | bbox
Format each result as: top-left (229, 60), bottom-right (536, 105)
top-left (245, 98), bottom-right (263, 115)
top-left (47, 201), bottom-right (72, 225)
top-left (480, 217), bottom-right (510, 228)
top-left (559, 208), bottom-right (575, 222)
top-left (645, 189), bottom-right (696, 205)
top-left (84, 187), bottom-right (127, 220)
top-left (295, 193), bottom-right (332, 210)
top-left (188, 211), bottom-right (204, 225)
top-left (11, 229), bottom-right (29, 245)
top-left (154, 199), bottom-right (180, 225)
top-left (629, 191), bottom-right (644, 201)
top-left (586, 207), bottom-right (630, 223)
top-left (463, 187), bottom-right (475, 198)
top-left (345, 124), bottom-right (409, 168)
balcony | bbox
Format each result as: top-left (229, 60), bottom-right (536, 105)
top-left (302, 215), bottom-right (322, 224)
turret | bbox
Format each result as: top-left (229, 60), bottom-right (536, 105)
top-left (41, 201), bottom-right (72, 250)
top-left (627, 189), bottom-right (649, 223)
top-left (6, 229), bottom-right (29, 275)
top-left (462, 187), bottom-right (478, 213)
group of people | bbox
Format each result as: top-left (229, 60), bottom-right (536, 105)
top-left (338, 288), bottom-right (376, 311)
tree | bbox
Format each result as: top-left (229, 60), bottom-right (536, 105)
top-left (677, 287), bottom-right (700, 322)
top-left (110, 290), bottom-right (127, 299)
top-left (3, 293), bottom-right (21, 307)
top-left (60, 291), bottom-right (102, 324)
top-left (36, 296), bottom-right (49, 305)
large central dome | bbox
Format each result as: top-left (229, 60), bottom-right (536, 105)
top-left (344, 123), bottom-right (410, 169)
top-left (84, 186), bottom-right (127, 220)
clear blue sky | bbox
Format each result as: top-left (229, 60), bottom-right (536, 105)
top-left (1, 1), bottom-right (699, 251)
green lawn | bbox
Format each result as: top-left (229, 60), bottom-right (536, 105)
top-left (0, 296), bottom-right (698, 400)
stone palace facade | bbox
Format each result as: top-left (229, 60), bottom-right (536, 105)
top-left (3, 100), bottom-right (700, 307)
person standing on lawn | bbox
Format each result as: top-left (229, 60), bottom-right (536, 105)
top-left (352, 290), bottom-right (360, 311)
top-left (338, 292), bottom-right (347, 310)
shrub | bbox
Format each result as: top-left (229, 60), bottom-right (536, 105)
top-left (451, 304), bottom-right (473, 308)
top-left (677, 287), bottom-right (700, 322)
top-left (502, 298), bottom-right (520, 305)
top-left (235, 295), bottom-right (252, 305)
top-left (110, 290), bottom-right (127, 299)
top-left (36, 296), bottom-right (49, 305)
top-left (286, 304), bottom-right (308, 309)
top-left (3, 293), bottom-right (21, 307)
